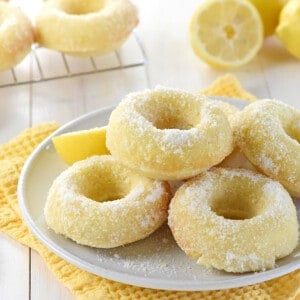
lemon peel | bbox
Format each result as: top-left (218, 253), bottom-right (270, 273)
top-left (248, 0), bottom-right (284, 36)
top-left (52, 126), bottom-right (109, 165)
top-left (276, 0), bottom-right (300, 59)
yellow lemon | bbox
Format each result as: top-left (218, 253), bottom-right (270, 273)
top-left (52, 126), bottom-right (109, 165)
top-left (189, 0), bottom-right (263, 69)
top-left (248, 0), bottom-right (285, 36)
top-left (276, 0), bottom-right (300, 59)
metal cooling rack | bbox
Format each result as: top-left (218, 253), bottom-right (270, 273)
top-left (0, 33), bottom-right (147, 88)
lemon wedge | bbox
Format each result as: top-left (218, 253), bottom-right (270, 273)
top-left (52, 126), bottom-right (109, 165)
top-left (189, 0), bottom-right (263, 68)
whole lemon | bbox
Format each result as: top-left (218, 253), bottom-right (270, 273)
top-left (276, 0), bottom-right (300, 59)
top-left (248, 0), bottom-right (285, 36)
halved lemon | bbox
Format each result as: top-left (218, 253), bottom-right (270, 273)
top-left (189, 0), bottom-right (264, 68)
top-left (52, 126), bottom-right (109, 165)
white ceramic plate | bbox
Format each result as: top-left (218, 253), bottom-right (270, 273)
top-left (18, 98), bottom-right (300, 291)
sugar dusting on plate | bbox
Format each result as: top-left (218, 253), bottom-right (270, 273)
top-left (96, 224), bottom-right (216, 280)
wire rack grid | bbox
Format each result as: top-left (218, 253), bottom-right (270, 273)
top-left (0, 33), bottom-right (147, 88)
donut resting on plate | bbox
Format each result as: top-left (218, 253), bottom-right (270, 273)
top-left (236, 99), bottom-right (300, 197)
top-left (211, 100), bottom-right (249, 168)
top-left (106, 86), bottom-right (233, 180)
top-left (45, 155), bottom-right (171, 248)
top-left (168, 168), bottom-right (298, 273)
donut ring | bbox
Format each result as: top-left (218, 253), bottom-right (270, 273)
top-left (168, 168), bottom-right (298, 273)
top-left (210, 100), bottom-right (240, 121)
top-left (236, 99), bottom-right (300, 197)
top-left (0, 2), bottom-right (34, 70)
top-left (45, 155), bottom-right (171, 248)
top-left (210, 100), bottom-right (249, 168)
top-left (106, 87), bottom-right (233, 180)
top-left (35, 0), bottom-right (139, 56)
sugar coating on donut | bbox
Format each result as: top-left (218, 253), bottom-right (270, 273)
top-left (236, 99), bottom-right (300, 197)
top-left (45, 155), bottom-right (171, 248)
top-left (168, 168), bottom-right (299, 273)
top-left (106, 86), bottom-right (233, 180)
top-left (0, 2), bottom-right (34, 70)
top-left (35, 0), bottom-right (139, 56)
top-left (208, 100), bottom-right (240, 125)
top-left (208, 100), bottom-right (251, 169)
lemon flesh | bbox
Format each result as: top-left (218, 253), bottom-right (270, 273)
top-left (276, 0), bottom-right (300, 59)
top-left (52, 127), bottom-right (109, 165)
top-left (189, 0), bottom-right (263, 69)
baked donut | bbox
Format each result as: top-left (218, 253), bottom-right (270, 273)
top-left (35, 0), bottom-right (139, 56)
top-left (106, 86), bottom-right (233, 181)
top-left (168, 168), bottom-right (298, 273)
top-left (210, 100), bottom-right (249, 168)
top-left (0, 2), bottom-right (34, 70)
top-left (45, 155), bottom-right (171, 248)
top-left (236, 99), bottom-right (300, 197)
top-left (210, 100), bottom-right (240, 121)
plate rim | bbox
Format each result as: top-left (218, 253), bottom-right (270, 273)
top-left (18, 104), bottom-right (300, 291)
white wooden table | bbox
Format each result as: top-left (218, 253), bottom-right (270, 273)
top-left (0, 1), bottom-right (299, 299)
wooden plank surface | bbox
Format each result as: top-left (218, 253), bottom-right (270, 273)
top-left (0, 0), bottom-right (299, 299)
top-left (0, 234), bottom-right (29, 300)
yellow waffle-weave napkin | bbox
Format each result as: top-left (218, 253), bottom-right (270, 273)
top-left (0, 74), bottom-right (299, 300)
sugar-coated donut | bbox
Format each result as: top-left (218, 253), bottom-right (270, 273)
top-left (35, 0), bottom-right (138, 56)
top-left (106, 87), bottom-right (233, 181)
top-left (168, 168), bottom-right (298, 273)
top-left (236, 99), bottom-right (300, 197)
top-left (0, 2), bottom-right (34, 70)
top-left (45, 155), bottom-right (171, 248)
top-left (218, 146), bottom-right (249, 169)
top-left (209, 100), bottom-right (239, 121)
top-left (210, 100), bottom-right (249, 168)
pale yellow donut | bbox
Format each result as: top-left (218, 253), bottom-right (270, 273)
top-left (45, 155), bottom-right (171, 248)
top-left (168, 168), bottom-right (299, 273)
top-left (0, 2), bottom-right (34, 70)
top-left (210, 100), bottom-right (249, 168)
top-left (106, 86), bottom-right (233, 181)
top-left (209, 100), bottom-right (240, 122)
top-left (236, 99), bottom-right (300, 198)
top-left (35, 0), bottom-right (138, 56)
top-left (218, 146), bottom-right (249, 169)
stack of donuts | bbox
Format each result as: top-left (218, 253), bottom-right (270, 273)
top-left (45, 86), bottom-right (299, 273)
top-left (0, 0), bottom-right (138, 70)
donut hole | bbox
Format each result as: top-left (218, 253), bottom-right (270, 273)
top-left (210, 186), bottom-right (265, 220)
top-left (73, 169), bottom-right (131, 202)
top-left (136, 97), bottom-right (201, 130)
top-left (57, 0), bottom-right (105, 15)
